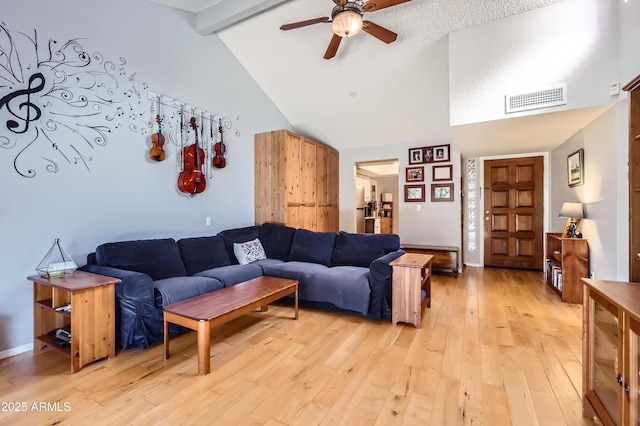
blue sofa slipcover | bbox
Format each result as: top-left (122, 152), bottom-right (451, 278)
top-left (81, 223), bottom-right (404, 350)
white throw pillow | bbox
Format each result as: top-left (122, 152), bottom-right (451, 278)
top-left (233, 238), bottom-right (267, 265)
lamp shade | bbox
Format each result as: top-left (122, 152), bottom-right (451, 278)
top-left (331, 10), bottom-right (363, 37)
top-left (559, 202), bottom-right (585, 219)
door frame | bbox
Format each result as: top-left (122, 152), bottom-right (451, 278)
top-left (476, 152), bottom-right (551, 267)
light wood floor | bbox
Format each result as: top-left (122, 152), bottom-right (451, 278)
top-left (0, 267), bottom-right (597, 425)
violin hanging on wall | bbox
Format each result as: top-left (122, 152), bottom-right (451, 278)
top-left (149, 96), bottom-right (166, 161)
top-left (212, 118), bottom-right (227, 169)
top-left (177, 116), bottom-right (206, 196)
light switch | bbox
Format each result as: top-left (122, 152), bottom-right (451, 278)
top-left (205, 217), bottom-right (211, 226)
top-left (417, 205), bottom-right (421, 212)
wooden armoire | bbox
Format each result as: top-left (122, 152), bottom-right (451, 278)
top-left (254, 130), bottom-right (339, 232)
top-left (624, 75), bottom-right (640, 282)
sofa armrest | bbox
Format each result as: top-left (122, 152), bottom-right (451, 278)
top-left (368, 249), bottom-right (405, 320)
top-left (80, 264), bottom-right (154, 305)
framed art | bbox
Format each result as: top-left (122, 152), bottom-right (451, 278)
top-left (567, 148), bottom-right (584, 187)
top-left (406, 166), bottom-right (424, 182)
top-left (432, 144), bottom-right (450, 163)
top-left (404, 184), bottom-right (425, 202)
top-left (431, 183), bottom-right (454, 202)
top-left (408, 148), bottom-right (423, 165)
top-left (432, 164), bottom-right (452, 181)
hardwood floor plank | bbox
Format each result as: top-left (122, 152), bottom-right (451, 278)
top-left (0, 267), bottom-right (599, 425)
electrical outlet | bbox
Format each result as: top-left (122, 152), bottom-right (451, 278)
top-left (590, 271), bottom-right (595, 279)
top-left (416, 205), bottom-right (421, 212)
top-left (205, 216), bottom-right (211, 226)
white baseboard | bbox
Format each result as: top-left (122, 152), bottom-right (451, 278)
top-left (0, 343), bottom-right (33, 360)
top-left (463, 263), bottom-right (482, 268)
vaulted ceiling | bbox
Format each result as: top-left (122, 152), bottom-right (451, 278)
top-left (146, 0), bottom-right (609, 157)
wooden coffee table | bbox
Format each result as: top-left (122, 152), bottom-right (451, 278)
top-left (163, 276), bottom-right (298, 375)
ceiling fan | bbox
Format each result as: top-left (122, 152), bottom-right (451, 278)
top-left (280, 0), bottom-right (411, 60)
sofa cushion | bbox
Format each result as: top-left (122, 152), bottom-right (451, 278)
top-left (259, 223), bottom-right (296, 261)
top-left (153, 276), bottom-right (224, 307)
top-left (218, 225), bottom-right (261, 264)
top-left (332, 232), bottom-right (400, 268)
top-left (288, 229), bottom-right (337, 267)
top-left (234, 238), bottom-right (266, 264)
top-left (96, 238), bottom-right (186, 280)
top-left (309, 266), bottom-right (371, 315)
top-left (195, 263), bottom-right (264, 287)
top-left (177, 235), bottom-right (230, 276)
top-left (260, 261), bottom-right (329, 285)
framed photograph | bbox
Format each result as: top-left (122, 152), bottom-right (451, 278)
top-left (404, 184), bottom-right (425, 202)
top-left (408, 148), bottom-right (423, 165)
top-left (432, 164), bottom-right (452, 181)
top-left (431, 183), bottom-right (454, 202)
top-left (567, 148), bottom-right (584, 187)
top-left (406, 166), bottom-right (424, 182)
top-left (432, 144), bottom-right (450, 163)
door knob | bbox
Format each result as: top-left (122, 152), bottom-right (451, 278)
top-left (485, 210), bottom-right (490, 214)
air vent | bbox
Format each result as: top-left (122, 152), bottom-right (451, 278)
top-left (505, 84), bottom-right (567, 113)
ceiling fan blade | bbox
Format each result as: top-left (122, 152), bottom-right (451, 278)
top-left (362, 21), bottom-right (398, 44)
top-left (363, 0), bottom-right (411, 12)
top-left (332, 0), bottom-right (347, 5)
top-left (324, 34), bottom-right (342, 60)
top-left (280, 17), bottom-right (330, 31)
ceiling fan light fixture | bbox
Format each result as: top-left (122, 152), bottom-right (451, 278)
top-left (331, 10), bottom-right (363, 37)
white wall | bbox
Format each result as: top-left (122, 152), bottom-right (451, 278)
top-left (0, 0), bottom-right (292, 354)
top-left (549, 106), bottom-right (623, 280)
top-left (340, 140), bottom-right (462, 260)
top-left (619, 0), bottom-right (640, 86)
top-left (449, 0), bottom-right (618, 126)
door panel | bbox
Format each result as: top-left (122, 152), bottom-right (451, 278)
top-left (484, 156), bottom-right (544, 270)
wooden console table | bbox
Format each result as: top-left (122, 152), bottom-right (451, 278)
top-left (390, 253), bottom-right (433, 328)
top-left (401, 244), bottom-right (459, 277)
top-left (28, 271), bottom-right (120, 373)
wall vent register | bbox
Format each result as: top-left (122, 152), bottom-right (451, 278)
top-left (505, 84), bottom-right (567, 113)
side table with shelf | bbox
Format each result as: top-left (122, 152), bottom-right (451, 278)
top-left (544, 232), bottom-right (589, 303)
top-left (390, 253), bottom-right (433, 328)
top-left (28, 270), bottom-right (121, 373)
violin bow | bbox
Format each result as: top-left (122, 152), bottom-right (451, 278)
top-left (179, 104), bottom-right (184, 172)
top-left (209, 114), bottom-right (214, 179)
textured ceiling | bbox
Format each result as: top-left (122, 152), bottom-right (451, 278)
top-left (146, 0), bottom-right (602, 157)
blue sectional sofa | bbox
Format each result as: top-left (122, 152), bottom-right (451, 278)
top-left (81, 223), bottom-right (404, 350)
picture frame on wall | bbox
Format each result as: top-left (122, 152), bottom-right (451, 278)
top-left (567, 148), bottom-right (584, 187)
top-left (432, 164), bottom-right (452, 181)
top-left (404, 184), bottom-right (425, 202)
top-left (406, 166), bottom-right (424, 182)
top-left (431, 183), bottom-right (454, 202)
top-left (408, 148), bottom-right (423, 165)
top-left (432, 144), bottom-right (450, 163)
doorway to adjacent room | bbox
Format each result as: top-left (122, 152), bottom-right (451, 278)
top-left (354, 159), bottom-right (399, 235)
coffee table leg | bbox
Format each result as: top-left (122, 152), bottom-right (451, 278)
top-left (294, 285), bottom-right (299, 320)
top-left (164, 313), bottom-right (170, 360)
top-left (197, 320), bottom-right (211, 375)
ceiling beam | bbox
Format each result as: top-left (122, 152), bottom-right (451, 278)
top-left (196, 0), bottom-right (291, 35)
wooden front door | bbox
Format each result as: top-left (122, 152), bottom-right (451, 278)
top-left (483, 156), bottom-right (544, 270)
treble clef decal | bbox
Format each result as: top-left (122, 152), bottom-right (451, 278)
top-left (0, 72), bottom-right (46, 134)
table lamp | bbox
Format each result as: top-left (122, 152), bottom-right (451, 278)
top-left (559, 202), bottom-right (585, 238)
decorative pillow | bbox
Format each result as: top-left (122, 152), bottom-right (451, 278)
top-left (218, 226), bottom-right (261, 264)
top-left (233, 238), bottom-right (267, 265)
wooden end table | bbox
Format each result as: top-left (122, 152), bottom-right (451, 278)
top-left (163, 276), bottom-right (298, 376)
top-left (390, 253), bottom-right (433, 328)
top-left (28, 270), bottom-right (121, 373)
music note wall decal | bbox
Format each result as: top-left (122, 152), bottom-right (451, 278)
top-left (0, 23), bottom-right (148, 178)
